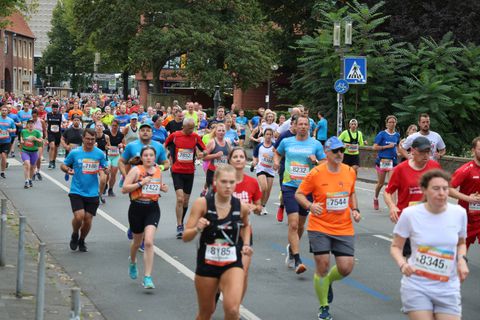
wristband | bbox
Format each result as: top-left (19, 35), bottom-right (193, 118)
top-left (195, 226), bottom-right (203, 233)
top-left (159, 164), bottom-right (165, 171)
top-left (352, 208), bottom-right (360, 213)
top-left (137, 182), bottom-right (142, 188)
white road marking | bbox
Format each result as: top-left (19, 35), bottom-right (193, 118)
top-left (40, 170), bottom-right (262, 320)
top-left (373, 234), bottom-right (393, 242)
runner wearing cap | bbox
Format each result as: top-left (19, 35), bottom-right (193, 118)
top-left (338, 119), bottom-right (366, 174)
top-left (296, 136), bottom-right (360, 320)
top-left (384, 136), bottom-right (441, 256)
top-left (274, 115), bottom-right (326, 274)
top-left (399, 113), bottom-right (446, 161)
top-left (123, 114), bottom-right (140, 144)
top-left (450, 136), bottom-right (480, 250)
top-left (47, 103), bottom-right (63, 169)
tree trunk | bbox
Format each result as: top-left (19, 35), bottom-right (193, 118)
top-left (151, 60), bottom-right (163, 94)
top-left (122, 70), bottom-right (129, 99)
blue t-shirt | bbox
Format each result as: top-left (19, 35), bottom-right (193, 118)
top-left (236, 116), bottom-right (248, 136)
top-left (17, 110), bottom-right (32, 128)
top-left (309, 118), bottom-right (316, 136)
top-left (64, 147), bottom-right (108, 197)
top-left (121, 140), bottom-right (167, 164)
top-left (250, 116), bottom-right (261, 129)
top-left (0, 116), bottom-right (16, 143)
top-left (7, 114), bottom-right (20, 137)
top-left (225, 128), bottom-right (239, 145)
top-left (114, 114), bottom-right (131, 128)
top-left (45, 107), bottom-right (53, 113)
top-left (374, 130), bottom-right (400, 160)
top-left (276, 136), bottom-right (326, 188)
top-left (316, 118), bottom-right (328, 141)
top-left (138, 112), bottom-right (148, 122)
top-left (152, 126), bottom-right (168, 144)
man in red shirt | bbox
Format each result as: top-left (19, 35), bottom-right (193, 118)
top-left (164, 118), bottom-right (206, 239)
top-left (450, 136), bottom-right (480, 249)
top-left (384, 136), bottom-right (441, 256)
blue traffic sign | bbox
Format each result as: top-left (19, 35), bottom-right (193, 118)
top-left (344, 56), bottom-right (367, 84)
top-left (334, 79), bottom-right (349, 94)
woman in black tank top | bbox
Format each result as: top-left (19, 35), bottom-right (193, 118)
top-left (104, 120), bottom-right (125, 196)
top-left (182, 165), bottom-right (252, 320)
top-left (94, 122), bottom-right (110, 203)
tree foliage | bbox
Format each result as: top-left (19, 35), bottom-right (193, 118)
top-left (0, 0), bottom-right (37, 28)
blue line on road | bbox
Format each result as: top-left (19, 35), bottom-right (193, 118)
top-left (270, 242), bottom-right (392, 302)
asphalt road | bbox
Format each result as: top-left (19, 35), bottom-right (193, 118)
top-left (1, 156), bottom-right (479, 320)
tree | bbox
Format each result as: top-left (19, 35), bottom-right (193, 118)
top-left (0, 0), bottom-right (37, 28)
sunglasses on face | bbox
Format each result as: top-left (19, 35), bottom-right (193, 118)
top-left (331, 148), bottom-right (345, 154)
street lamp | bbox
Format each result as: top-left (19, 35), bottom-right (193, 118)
top-left (266, 64), bottom-right (279, 109)
top-left (213, 85), bottom-right (221, 114)
top-left (94, 52), bottom-right (100, 95)
top-left (334, 18), bottom-right (353, 135)
top-left (45, 66), bottom-right (53, 95)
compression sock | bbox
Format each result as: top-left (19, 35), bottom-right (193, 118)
top-left (327, 265), bottom-right (344, 283)
top-left (313, 273), bottom-right (330, 307)
top-left (182, 207), bottom-right (188, 224)
top-left (293, 253), bottom-right (301, 264)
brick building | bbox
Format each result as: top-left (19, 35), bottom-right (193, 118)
top-left (0, 12), bottom-right (35, 96)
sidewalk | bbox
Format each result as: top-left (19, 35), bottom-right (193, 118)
top-left (0, 191), bottom-right (105, 320)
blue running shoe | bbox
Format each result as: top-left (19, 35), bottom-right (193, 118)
top-left (129, 257), bottom-right (138, 279)
top-left (138, 241), bottom-right (144, 253)
top-left (318, 306), bottom-right (333, 320)
top-left (127, 228), bottom-right (133, 240)
top-left (143, 276), bottom-right (155, 289)
top-left (176, 224), bottom-right (184, 239)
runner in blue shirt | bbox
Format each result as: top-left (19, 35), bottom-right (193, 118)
top-left (236, 109), bottom-right (248, 147)
top-left (7, 107), bottom-right (20, 158)
top-left (0, 106), bottom-right (16, 178)
top-left (274, 115), bottom-right (326, 274)
top-left (314, 111), bottom-right (328, 146)
top-left (114, 104), bottom-right (131, 128)
top-left (17, 105), bottom-right (32, 130)
top-left (61, 128), bottom-right (109, 252)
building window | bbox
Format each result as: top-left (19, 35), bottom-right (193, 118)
top-left (3, 35), bottom-right (8, 54)
top-left (13, 68), bottom-right (16, 92)
top-left (23, 41), bottom-right (27, 58)
top-left (13, 39), bottom-right (16, 56)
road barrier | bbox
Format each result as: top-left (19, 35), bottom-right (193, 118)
top-left (35, 243), bottom-right (46, 320)
top-left (16, 216), bottom-right (26, 298)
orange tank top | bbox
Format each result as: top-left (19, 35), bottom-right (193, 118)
top-left (130, 165), bottom-right (162, 202)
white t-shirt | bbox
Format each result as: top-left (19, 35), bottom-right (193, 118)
top-left (402, 131), bottom-right (446, 160)
top-left (277, 118), bottom-right (291, 135)
top-left (393, 203), bottom-right (467, 291)
top-left (254, 142), bottom-right (275, 176)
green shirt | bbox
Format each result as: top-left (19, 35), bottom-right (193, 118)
top-left (338, 129), bottom-right (364, 155)
top-left (21, 129), bottom-right (42, 152)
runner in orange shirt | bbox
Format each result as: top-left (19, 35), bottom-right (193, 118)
top-left (295, 136), bottom-right (361, 320)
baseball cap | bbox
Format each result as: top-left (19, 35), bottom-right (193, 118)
top-left (324, 136), bottom-right (345, 151)
top-left (139, 122), bottom-right (152, 129)
top-left (130, 113), bottom-right (138, 120)
top-left (412, 136), bottom-right (431, 151)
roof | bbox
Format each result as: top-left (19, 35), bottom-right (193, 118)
top-left (2, 12), bottom-right (35, 39)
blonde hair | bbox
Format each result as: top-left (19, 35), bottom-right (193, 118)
top-left (264, 110), bottom-right (277, 123)
top-left (214, 164), bottom-right (236, 180)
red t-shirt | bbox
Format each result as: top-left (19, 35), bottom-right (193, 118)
top-left (233, 174), bottom-right (262, 204)
top-left (451, 160), bottom-right (480, 218)
top-left (37, 110), bottom-right (47, 120)
top-left (385, 160), bottom-right (441, 215)
top-left (164, 131), bottom-right (206, 174)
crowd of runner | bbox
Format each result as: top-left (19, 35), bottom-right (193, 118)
top-left (0, 92), bottom-right (479, 320)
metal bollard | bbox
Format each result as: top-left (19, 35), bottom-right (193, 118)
top-left (0, 198), bottom-right (6, 267)
top-left (70, 288), bottom-right (81, 320)
top-left (15, 216), bottom-right (26, 298)
top-left (35, 243), bottom-right (46, 320)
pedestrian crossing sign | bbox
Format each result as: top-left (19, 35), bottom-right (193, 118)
top-left (344, 56), bottom-right (367, 84)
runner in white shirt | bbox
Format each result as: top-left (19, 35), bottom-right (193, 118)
top-left (390, 169), bottom-right (468, 320)
top-left (399, 113), bottom-right (446, 161)
top-left (252, 128), bottom-right (276, 215)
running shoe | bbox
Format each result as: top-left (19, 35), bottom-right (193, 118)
top-left (176, 224), bottom-right (184, 239)
top-left (28, 180), bottom-right (33, 188)
top-left (143, 276), bottom-right (155, 289)
top-left (32, 173), bottom-right (36, 181)
top-left (24, 181), bottom-right (29, 189)
top-left (138, 241), bottom-right (145, 253)
top-left (108, 189), bottom-right (116, 197)
top-left (36, 172), bottom-right (42, 181)
top-left (78, 239), bottom-right (88, 252)
top-left (128, 257), bottom-right (138, 279)
top-left (318, 306), bottom-right (333, 320)
top-left (52, 162), bottom-right (56, 169)
top-left (9, 152), bottom-right (15, 158)
top-left (127, 228), bottom-right (133, 240)
top-left (0, 173), bottom-right (5, 179)
top-left (285, 244), bottom-right (295, 269)
top-left (373, 198), bottom-right (379, 210)
top-left (328, 284), bottom-right (333, 304)
top-left (261, 206), bottom-right (268, 216)
top-left (295, 261), bottom-right (307, 274)
top-left (48, 162), bottom-right (53, 169)
top-left (276, 206), bottom-right (284, 222)
top-left (70, 233), bottom-right (79, 251)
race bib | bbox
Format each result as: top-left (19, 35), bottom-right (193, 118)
top-left (22, 121), bottom-right (27, 128)
top-left (260, 154), bottom-right (273, 168)
top-left (24, 140), bottom-right (35, 147)
top-left (348, 144), bottom-right (359, 153)
top-left (82, 159), bottom-right (99, 174)
top-left (205, 243), bottom-right (237, 266)
top-left (290, 163), bottom-right (309, 180)
top-left (197, 129), bottom-right (205, 136)
top-left (214, 156), bottom-right (228, 166)
top-left (142, 180), bottom-right (161, 195)
top-left (380, 159), bottom-right (393, 170)
top-left (469, 202), bottom-right (480, 212)
top-left (326, 192), bottom-right (349, 212)
top-left (408, 201), bottom-right (421, 207)
top-left (178, 148), bottom-right (194, 162)
top-left (50, 125), bottom-right (60, 133)
top-left (0, 130), bottom-right (9, 139)
top-left (414, 246), bottom-right (454, 282)
top-left (107, 147), bottom-right (119, 157)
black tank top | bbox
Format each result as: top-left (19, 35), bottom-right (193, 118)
top-left (105, 129), bottom-right (124, 147)
top-left (197, 194), bottom-right (242, 266)
top-left (96, 133), bottom-right (107, 152)
top-left (46, 113), bottom-right (62, 134)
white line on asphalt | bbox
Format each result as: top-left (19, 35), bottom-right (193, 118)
top-left (40, 170), bottom-right (262, 320)
top-left (373, 234), bottom-right (393, 242)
